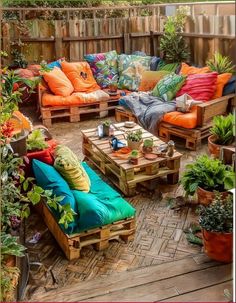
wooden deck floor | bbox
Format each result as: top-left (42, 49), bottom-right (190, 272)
top-left (22, 105), bottom-right (234, 302)
top-left (31, 254), bottom-right (232, 302)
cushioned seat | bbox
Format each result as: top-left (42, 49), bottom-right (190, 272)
top-left (42, 90), bottom-right (110, 107)
top-left (162, 106), bottom-right (198, 129)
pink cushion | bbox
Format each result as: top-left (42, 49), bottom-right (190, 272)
top-left (176, 72), bottom-right (218, 102)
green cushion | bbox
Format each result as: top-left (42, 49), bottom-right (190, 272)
top-left (157, 61), bottom-right (179, 73)
top-left (72, 163), bottom-right (136, 232)
top-left (54, 145), bottom-right (91, 192)
top-left (32, 159), bottom-right (78, 234)
top-left (152, 72), bottom-right (186, 101)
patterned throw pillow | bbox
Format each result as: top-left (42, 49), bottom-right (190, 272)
top-left (118, 54), bottom-right (151, 91)
top-left (139, 71), bottom-right (170, 91)
top-left (84, 50), bottom-right (119, 88)
top-left (152, 73), bottom-right (186, 101)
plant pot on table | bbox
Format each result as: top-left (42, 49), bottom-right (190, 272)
top-left (127, 140), bottom-right (142, 151)
top-left (197, 186), bottom-right (230, 206)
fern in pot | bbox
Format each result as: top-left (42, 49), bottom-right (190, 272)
top-left (198, 193), bottom-right (233, 263)
top-left (208, 114), bottom-right (235, 158)
top-left (181, 155), bottom-right (235, 205)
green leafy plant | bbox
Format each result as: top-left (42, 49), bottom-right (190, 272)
top-left (126, 129), bottom-right (142, 142)
top-left (0, 233), bottom-right (25, 258)
top-left (27, 129), bottom-right (49, 151)
top-left (199, 193), bottom-right (233, 233)
top-left (143, 138), bottom-right (153, 148)
top-left (103, 120), bottom-right (112, 127)
top-left (130, 149), bottom-right (139, 158)
top-left (0, 264), bottom-right (20, 302)
top-left (160, 6), bottom-right (190, 63)
top-left (10, 49), bottom-right (28, 69)
top-left (181, 155), bottom-right (235, 196)
top-left (210, 114), bottom-right (234, 145)
top-left (206, 52), bottom-right (235, 74)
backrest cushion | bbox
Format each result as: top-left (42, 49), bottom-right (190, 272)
top-left (139, 70), bottom-right (170, 91)
top-left (213, 73), bottom-right (232, 99)
top-left (176, 72), bottom-right (218, 101)
top-left (42, 67), bottom-right (74, 97)
top-left (118, 54), bottom-right (151, 91)
top-left (61, 61), bottom-right (100, 92)
top-left (152, 73), bottom-right (186, 101)
top-left (84, 50), bottom-right (119, 88)
top-left (223, 75), bottom-right (236, 96)
top-left (157, 61), bottom-right (180, 73)
top-left (179, 62), bottom-right (210, 75)
top-left (54, 145), bottom-right (91, 192)
top-left (47, 57), bottom-right (65, 69)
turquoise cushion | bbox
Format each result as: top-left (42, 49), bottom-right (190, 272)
top-left (32, 159), bottom-right (78, 233)
top-left (72, 163), bottom-right (136, 232)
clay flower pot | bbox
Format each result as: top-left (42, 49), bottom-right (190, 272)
top-left (127, 140), bottom-right (142, 151)
top-left (202, 229), bottom-right (233, 263)
top-left (208, 135), bottom-right (221, 158)
top-left (197, 187), bottom-right (230, 206)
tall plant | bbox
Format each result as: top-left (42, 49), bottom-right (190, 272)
top-left (210, 114), bottom-right (234, 145)
top-left (160, 6), bottom-right (190, 63)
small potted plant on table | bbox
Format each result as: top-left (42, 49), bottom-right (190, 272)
top-left (181, 155), bottom-right (235, 205)
top-left (199, 193), bottom-right (233, 263)
top-left (102, 120), bottom-right (111, 137)
top-left (129, 149), bottom-right (139, 165)
top-left (126, 129), bottom-right (142, 150)
top-left (142, 138), bottom-right (154, 153)
top-left (208, 114), bottom-right (235, 159)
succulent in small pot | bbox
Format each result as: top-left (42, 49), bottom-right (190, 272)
top-left (142, 138), bottom-right (154, 153)
top-left (26, 129), bottom-right (49, 152)
top-left (181, 155), bottom-right (235, 205)
top-left (208, 114), bottom-right (235, 158)
top-left (198, 193), bottom-right (233, 262)
top-left (129, 149), bottom-right (139, 165)
top-left (102, 120), bottom-right (112, 137)
top-left (126, 129), bottom-right (142, 150)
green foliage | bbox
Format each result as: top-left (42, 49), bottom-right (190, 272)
top-left (143, 138), bottom-right (153, 148)
top-left (206, 52), bottom-right (235, 74)
top-left (126, 129), bottom-right (142, 142)
top-left (210, 114), bottom-right (235, 145)
top-left (27, 129), bottom-right (49, 151)
top-left (10, 49), bottom-right (28, 69)
top-left (199, 193), bottom-right (233, 233)
top-left (103, 120), bottom-right (112, 127)
top-left (131, 149), bottom-right (139, 157)
top-left (0, 233), bottom-right (25, 258)
top-left (0, 264), bottom-right (20, 302)
top-left (181, 155), bottom-right (235, 196)
top-left (160, 6), bottom-right (190, 63)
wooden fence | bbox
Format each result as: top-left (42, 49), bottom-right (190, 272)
top-left (1, 2), bottom-right (235, 66)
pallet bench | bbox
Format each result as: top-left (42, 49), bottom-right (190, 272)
top-left (115, 106), bottom-right (137, 123)
top-left (36, 201), bottom-right (135, 260)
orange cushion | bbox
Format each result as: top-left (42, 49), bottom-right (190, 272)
top-left (42, 67), bottom-right (74, 97)
top-left (61, 61), bottom-right (100, 93)
top-left (139, 71), bottom-right (170, 91)
top-left (213, 73), bottom-right (232, 99)
top-left (162, 106), bottom-right (198, 129)
top-left (42, 90), bottom-right (109, 107)
top-left (180, 62), bottom-right (210, 76)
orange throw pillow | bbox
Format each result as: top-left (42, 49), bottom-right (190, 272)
top-left (61, 61), bottom-right (100, 93)
top-left (180, 62), bottom-right (210, 76)
top-left (42, 67), bottom-right (74, 97)
top-left (139, 71), bottom-right (170, 91)
top-left (213, 73), bottom-right (232, 99)
top-left (162, 106), bottom-right (198, 129)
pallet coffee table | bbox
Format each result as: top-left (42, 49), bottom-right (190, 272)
top-left (82, 122), bottom-right (182, 196)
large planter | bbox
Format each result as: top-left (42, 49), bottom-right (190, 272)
top-left (197, 186), bottom-right (230, 206)
top-left (208, 135), bottom-right (221, 158)
top-left (202, 229), bottom-right (233, 263)
top-left (127, 140), bottom-right (142, 150)
top-left (10, 129), bottom-right (29, 157)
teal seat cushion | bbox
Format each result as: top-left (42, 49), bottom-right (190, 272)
top-left (32, 159), bottom-right (79, 233)
top-left (72, 163), bottom-right (136, 232)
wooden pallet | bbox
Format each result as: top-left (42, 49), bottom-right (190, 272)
top-left (36, 201), bottom-right (135, 260)
top-left (82, 122), bottom-right (182, 196)
top-left (159, 121), bottom-right (212, 150)
top-left (115, 106), bottom-right (137, 123)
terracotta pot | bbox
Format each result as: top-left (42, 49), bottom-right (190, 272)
top-left (127, 140), bottom-right (142, 150)
top-left (202, 229), bottom-right (233, 263)
top-left (208, 135), bottom-right (221, 158)
top-left (142, 146), bottom-right (153, 153)
top-left (130, 157), bottom-right (138, 165)
top-left (5, 255), bottom-right (16, 267)
top-left (197, 187), bottom-right (230, 206)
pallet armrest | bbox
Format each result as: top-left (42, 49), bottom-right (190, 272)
top-left (196, 94), bottom-right (235, 127)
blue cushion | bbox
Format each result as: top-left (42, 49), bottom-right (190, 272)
top-left (32, 159), bottom-right (78, 233)
top-left (223, 75), bottom-right (236, 96)
top-left (150, 56), bottom-right (161, 71)
top-left (47, 60), bottom-right (62, 69)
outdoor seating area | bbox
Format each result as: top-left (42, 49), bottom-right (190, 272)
top-left (0, 1), bottom-right (235, 302)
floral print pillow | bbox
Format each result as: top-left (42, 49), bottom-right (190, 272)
top-left (118, 54), bottom-right (151, 91)
top-left (84, 50), bottom-right (118, 88)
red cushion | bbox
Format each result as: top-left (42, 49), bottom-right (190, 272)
top-left (176, 72), bottom-right (218, 102)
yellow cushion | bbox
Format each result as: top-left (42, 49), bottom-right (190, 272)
top-left (138, 71), bottom-right (170, 91)
top-left (54, 145), bottom-right (90, 192)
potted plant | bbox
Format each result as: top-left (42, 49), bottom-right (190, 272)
top-left (126, 129), bottom-right (142, 150)
top-left (181, 155), bottom-right (235, 205)
top-left (208, 114), bottom-right (235, 158)
top-left (27, 129), bottom-right (49, 152)
top-left (102, 120), bottom-right (111, 137)
top-left (199, 193), bottom-right (233, 263)
top-left (142, 138), bottom-right (154, 153)
top-left (206, 52), bottom-right (235, 74)
top-left (129, 149), bottom-right (139, 165)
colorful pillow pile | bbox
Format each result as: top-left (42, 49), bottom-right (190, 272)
top-left (118, 54), bottom-right (151, 91)
top-left (84, 50), bottom-right (119, 88)
top-left (179, 62), bottom-right (210, 75)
